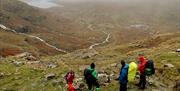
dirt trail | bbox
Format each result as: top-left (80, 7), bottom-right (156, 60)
top-left (0, 24), bottom-right (68, 53)
top-left (88, 24), bottom-right (111, 49)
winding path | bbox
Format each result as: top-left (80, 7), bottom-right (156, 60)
top-left (88, 24), bottom-right (111, 49)
top-left (0, 24), bottom-right (68, 53)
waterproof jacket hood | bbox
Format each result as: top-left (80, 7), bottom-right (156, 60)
top-left (138, 56), bottom-right (146, 74)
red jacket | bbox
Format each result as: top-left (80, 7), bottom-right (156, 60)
top-left (138, 56), bottom-right (146, 74)
top-left (67, 73), bottom-right (74, 84)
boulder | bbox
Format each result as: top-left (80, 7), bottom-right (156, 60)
top-left (45, 73), bottom-right (55, 80)
top-left (164, 64), bottom-right (174, 68)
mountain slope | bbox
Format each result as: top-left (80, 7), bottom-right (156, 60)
top-left (0, 32), bottom-right (179, 91)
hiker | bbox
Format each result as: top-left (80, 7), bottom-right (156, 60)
top-left (84, 63), bottom-right (100, 91)
top-left (136, 54), bottom-right (147, 89)
top-left (65, 70), bottom-right (75, 91)
top-left (128, 61), bottom-right (138, 82)
top-left (116, 60), bottom-right (129, 91)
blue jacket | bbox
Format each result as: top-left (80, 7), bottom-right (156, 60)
top-left (118, 64), bottom-right (129, 84)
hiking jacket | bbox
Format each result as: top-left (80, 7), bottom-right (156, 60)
top-left (138, 56), bottom-right (147, 74)
top-left (118, 64), bottom-right (129, 84)
top-left (128, 62), bottom-right (138, 82)
top-left (67, 73), bottom-right (75, 84)
top-left (87, 67), bottom-right (97, 79)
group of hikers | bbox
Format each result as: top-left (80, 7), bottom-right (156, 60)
top-left (64, 54), bottom-right (155, 91)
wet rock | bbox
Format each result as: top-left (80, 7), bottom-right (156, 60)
top-left (164, 64), bottom-right (174, 68)
top-left (45, 73), bottom-right (55, 80)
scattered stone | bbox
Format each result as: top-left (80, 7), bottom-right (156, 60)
top-left (75, 78), bottom-right (83, 83)
top-left (31, 83), bottom-right (37, 87)
top-left (164, 64), bottom-right (174, 68)
top-left (15, 52), bottom-right (31, 58)
top-left (45, 73), bottom-right (55, 80)
top-left (102, 83), bottom-right (109, 86)
top-left (98, 70), bottom-right (105, 74)
top-left (110, 63), bottom-right (117, 67)
top-left (51, 79), bottom-right (64, 86)
top-left (47, 63), bottom-right (57, 68)
top-left (0, 72), bottom-right (5, 78)
top-left (178, 68), bottom-right (180, 73)
top-left (79, 82), bottom-right (86, 88)
top-left (26, 61), bottom-right (40, 64)
top-left (15, 52), bottom-right (37, 61)
top-left (174, 80), bottom-right (180, 91)
top-left (176, 49), bottom-right (180, 52)
top-left (0, 56), bottom-right (4, 61)
top-left (81, 51), bottom-right (98, 59)
top-left (26, 55), bottom-right (37, 61)
top-left (13, 61), bottom-right (24, 66)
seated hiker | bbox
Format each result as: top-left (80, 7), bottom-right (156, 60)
top-left (84, 63), bottom-right (100, 91)
top-left (65, 70), bottom-right (75, 91)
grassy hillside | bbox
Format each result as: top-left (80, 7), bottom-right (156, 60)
top-left (0, 0), bottom-right (105, 56)
top-left (0, 32), bottom-right (179, 91)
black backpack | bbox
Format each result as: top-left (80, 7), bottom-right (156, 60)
top-left (84, 68), bottom-right (95, 81)
top-left (145, 60), bottom-right (155, 76)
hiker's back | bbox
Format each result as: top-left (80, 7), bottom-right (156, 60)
top-left (84, 68), bottom-right (95, 82)
top-left (128, 62), bottom-right (138, 82)
top-left (145, 60), bottom-right (155, 76)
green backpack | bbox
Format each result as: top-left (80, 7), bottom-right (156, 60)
top-left (145, 60), bottom-right (155, 76)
